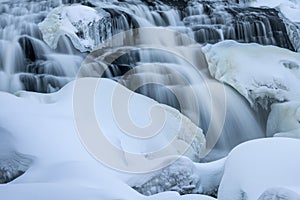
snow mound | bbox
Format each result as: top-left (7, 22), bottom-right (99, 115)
top-left (17, 78), bottom-right (206, 163)
top-left (38, 5), bottom-right (110, 52)
top-left (0, 78), bottom-right (214, 199)
top-left (203, 40), bottom-right (300, 109)
top-left (218, 138), bottom-right (300, 200)
top-left (258, 187), bottom-right (300, 200)
top-left (267, 101), bottom-right (300, 138)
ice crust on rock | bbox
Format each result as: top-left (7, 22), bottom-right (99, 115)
top-left (130, 156), bottom-right (225, 196)
top-left (203, 40), bottom-right (300, 109)
top-left (0, 127), bottom-right (33, 184)
top-left (38, 5), bottom-right (111, 52)
top-left (267, 101), bottom-right (300, 138)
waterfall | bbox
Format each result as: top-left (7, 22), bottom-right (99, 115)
top-left (1, 0), bottom-right (298, 93)
top-left (78, 31), bottom-right (265, 160)
top-left (0, 1), bottom-right (84, 93)
top-left (1, 0), bottom-right (297, 161)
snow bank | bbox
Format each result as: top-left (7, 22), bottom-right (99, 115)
top-left (0, 78), bottom-right (215, 199)
top-left (38, 5), bottom-right (110, 52)
top-left (203, 40), bottom-right (300, 109)
top-left (218, 138), bottom-right (300, 200)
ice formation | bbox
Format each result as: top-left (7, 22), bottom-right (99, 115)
top-left (203, 40), bottom-right (300, 109)
top-left (0, 127), bottom-right (33, 184)
top-left (267, 101), bottom-right (300, 138)
top-left (38, 5), bottom-right (110, 52)
top-left (130, 157), bottom-right (225, 196)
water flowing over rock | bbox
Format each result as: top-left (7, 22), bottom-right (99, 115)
top-left (1, 0), bottom-right (299, 93)
top-left (1, 0), bottom-right (300, 199)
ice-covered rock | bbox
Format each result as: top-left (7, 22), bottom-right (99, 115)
top-left (218, 138), bottom-right (300, 200)
top-left (258, 187), bottom-right (300, 200)
top-left (38, 5), bottom-right (111, 52)
top-left (267, 101), bottom-right (300, 138)
top-left (129, 156), bottom-right (225, 196)
top-left (284, 19), bottom-right (300, 52)
top-left (0, 127), bottom-right (33, 184)
top-left (203, 40), bottom-right (300, 109)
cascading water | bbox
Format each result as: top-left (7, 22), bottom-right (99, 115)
top-left (0, 1), bottom-right (84, 93)
top-left (80, 42), bottom-right (265, 161)
top-left (0, 0), bottom-right (296, 161)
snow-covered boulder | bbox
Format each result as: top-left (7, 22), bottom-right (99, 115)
top-left (218, 138), bottom-right (300, 200)
top-left (267, 101), bottom-right (300, 138)
top-left (38, 5), bottom-right (111, 52)
top-left (203, 40), bottom-right (300, 109)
